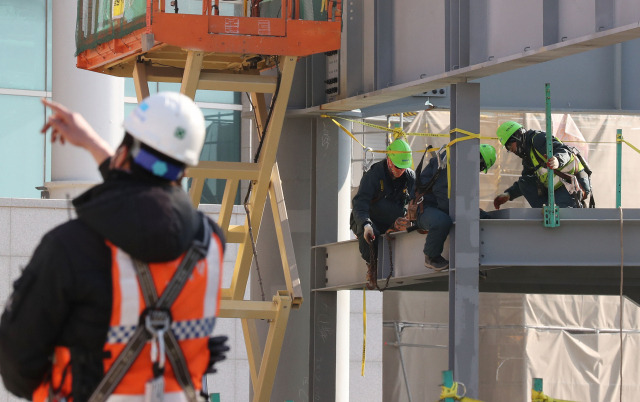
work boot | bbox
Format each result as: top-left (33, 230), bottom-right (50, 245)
top-left (425, 254), bottom-right (449, 272)
top-left (365, 263), bottom-right (376, 290)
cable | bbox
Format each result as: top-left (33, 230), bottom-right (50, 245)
top-left (619, 206), bottom-right (624, 402)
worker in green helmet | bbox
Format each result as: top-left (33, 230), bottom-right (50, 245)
top-left (350, 138), bottom-right (415, 289)
top-left (493, 121), bottom-right (592, 209)
top-left (412, 144), bottom-right (497, 271)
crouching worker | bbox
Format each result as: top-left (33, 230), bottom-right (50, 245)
top-left (415, 144), bottom-right (497, 271)
top-left (493, 121), bottom-right (593, 209)
top-left (350, 138), bottom-right (415, 290)
top-left (0, 92), bottom-right (228, 402)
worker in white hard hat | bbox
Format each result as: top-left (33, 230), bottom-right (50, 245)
top-left (0, 92), bottom-right (229, 402)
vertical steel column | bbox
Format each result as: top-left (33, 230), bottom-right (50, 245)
top-left (310, 117), bottom-right (352, 400)
top-left (448, 83), bottom-right (480, 397)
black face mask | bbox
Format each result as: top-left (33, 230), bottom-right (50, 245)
top-left (507, 132), bottom-right (526, 158)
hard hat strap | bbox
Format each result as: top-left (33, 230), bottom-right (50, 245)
top-left (131, 140), bottom-right (183, 181)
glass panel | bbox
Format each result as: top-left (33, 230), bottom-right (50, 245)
top-left (195, 90), bottom-right (240, 104)
top-left (124, 78), bottom-right (137, 99)
top-left (0, 95), bottom-right (45, 198)
top-left (197, 109), bottom-right (241, 204)
top-left (76, 0), bottom-right (146, 55)
top-left (161, 0), bottom-right (241, 16)
top-left (46, 1), bottom-right (52, 92)
top-left (0, 1), bottom-right (47, 90)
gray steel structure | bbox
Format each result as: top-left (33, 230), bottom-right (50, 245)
top-left (272, 0), bottom-right (640, 400)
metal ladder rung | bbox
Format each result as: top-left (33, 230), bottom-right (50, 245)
top-left (226, 225), bottom-right (247, 243)
top-left (186, 161), bottom-right (261, 180)
top-left (218, 299), bottom-right (279, 320)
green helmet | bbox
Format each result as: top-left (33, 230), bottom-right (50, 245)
top-left (496, 121), bottom-right (523, 146)
top-left (479, 144), bottom-right (496, 173)
top-left (387, 139), bottom-right (412, 169)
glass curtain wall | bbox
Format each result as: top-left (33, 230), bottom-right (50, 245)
top-left (0, 0), bottom-right (242, 202)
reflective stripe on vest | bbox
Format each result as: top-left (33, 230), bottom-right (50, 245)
top-left (531, 147), bottom-right (583, 190)
top-left (33, 232), bottom-right (223, 402)
top-left (105, 234), bottom-right (223, 397)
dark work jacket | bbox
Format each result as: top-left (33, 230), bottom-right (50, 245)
top-left (417, 153), bottom-right (449, 214)
top-left (351, 159), bottom-right (415, 234)
top-left (0, 160), bottom-right (225, 401)
top-left (504, 129), bottom-right (574, 200)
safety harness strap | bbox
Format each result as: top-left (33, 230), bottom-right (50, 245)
top-left (88, 216), bottom-right (211, 402)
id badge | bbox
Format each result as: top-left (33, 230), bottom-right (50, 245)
top-left (144, 376), bottom-right (165, 402)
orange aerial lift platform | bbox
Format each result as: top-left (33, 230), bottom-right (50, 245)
top-left (75, 1), bottom-right (342, 401)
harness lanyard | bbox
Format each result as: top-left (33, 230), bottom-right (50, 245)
top-left (88, 216), bottom-right (211, 402)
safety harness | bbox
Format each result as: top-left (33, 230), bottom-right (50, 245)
top-left (407, 146), bottom-right (444, 224)
top-left (88, 217), bottom-right (211, 402)
top-left (529, 135), bottom-right (595, 208)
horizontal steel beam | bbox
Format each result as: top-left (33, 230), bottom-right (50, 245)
top-left (315, 208), bottom-right (640, 297)
top-left (319, 23), bottom-right (640, 112)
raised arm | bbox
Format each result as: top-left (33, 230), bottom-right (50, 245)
top-left (41, 98), bottom-right (114, 165)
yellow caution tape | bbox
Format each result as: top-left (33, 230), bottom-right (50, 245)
top-left (323, 114), bottom-right (503, 199)
top-left (531, 389), bottom-right (577, 402)
top-left (622, 139), bottom-right (640, 155)
top-left (361, 288), bottom-right (367, 376)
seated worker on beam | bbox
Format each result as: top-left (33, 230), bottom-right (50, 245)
top-left (350, 138), bottom-right (415, 290)
top-left (493, 121), bottom-right (593, 209)
top-left (414, 144), bottom-right (497, 271)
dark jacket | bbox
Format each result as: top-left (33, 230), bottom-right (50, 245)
top-left (505, 129), bottom-right (574, 200)
top-left (351, 159), bottom-right (415, 234)
top-left (0, 160), bottom-right (225, 401)
top-left (416, 153), bottom-right (449, 214)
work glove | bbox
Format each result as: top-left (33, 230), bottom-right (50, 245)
top-left (363, 224), bottom-right (375, 244)
top-left (205, 336), bottom-right (230, 374)
top-left (393, 217), bottom-right (411, 232)
top-left (406, 199), bottom-right (418, 221)
top-left (493, 193), bottom-right (510, 210)
top-left (547, 156), bottom-right (559, 170)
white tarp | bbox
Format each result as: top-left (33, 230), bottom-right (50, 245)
top-left (355, 111), bottom-right (640, 401)
top-left (353, 110), bottom-right (640, 209)
top-left (383, 292), bottom-right (640, 401)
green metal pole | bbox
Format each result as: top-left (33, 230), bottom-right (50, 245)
top-left (533, 378), bottom-right (543, 392)
top-left (443, 370), bottom-right (454, 402)
top-left (616, 129), bottom-right (623, 208)
top-left (543, 83), bottom-right (560, 227)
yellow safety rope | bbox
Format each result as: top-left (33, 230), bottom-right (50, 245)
top-left (361, 288), bottom-right (367, 376)
top-left (621, 139), bottom-right (640, 155)
top-left (322, 115), bottom-right (496, 197)
top-left (438, 382), bottom-right (484, 402)
top-left (531, 389), bottom-right (577, 402)
top-left (324, 114), bottom-right (640, 199)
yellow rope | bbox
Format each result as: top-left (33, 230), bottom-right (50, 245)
top-left (531, 389), bottom-right (577, 402)
top-left (438, 382), bottom-right (484, 402)
top-left (361, 288), bottom-right (367, 376)
top-left (323, 114), bottom-right (640, 199)
top-left (622, 139), bottom-right (640, 155)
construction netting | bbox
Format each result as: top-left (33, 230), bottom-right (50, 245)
top-left (76, 0), bottom-right (146, 56)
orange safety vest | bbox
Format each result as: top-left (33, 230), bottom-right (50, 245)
top-left (33, 234), bottom-right (223, 402)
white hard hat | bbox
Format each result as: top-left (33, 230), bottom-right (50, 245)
top-left (123, 92), bottom-right (206, 166)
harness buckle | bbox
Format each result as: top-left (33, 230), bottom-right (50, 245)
top-left (145, 310), bottom-right (171, 373)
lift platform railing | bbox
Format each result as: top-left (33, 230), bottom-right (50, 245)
top-left (76, 0), bottom-right (342, 73)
